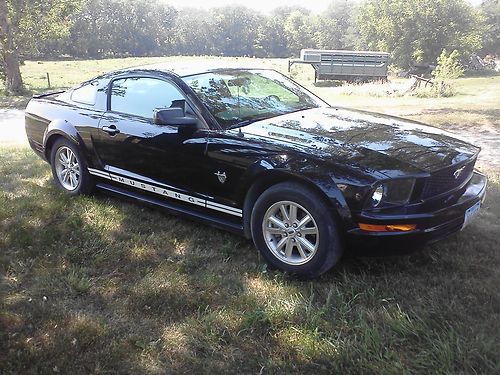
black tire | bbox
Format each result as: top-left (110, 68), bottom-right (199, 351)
top-left (251, 182), bottom-right (343, 279)
top-left (49, 138), bottom-right (94, 195)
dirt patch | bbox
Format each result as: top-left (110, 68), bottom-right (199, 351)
top-left (406, 109), bottom-right (500, 172)
top-left (452, 122), bottom-right (500, 172)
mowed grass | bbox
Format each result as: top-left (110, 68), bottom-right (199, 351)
top-left (1, 57), bottom-right (500, 372)
top-left (1, 148), bottom-right (499, 373)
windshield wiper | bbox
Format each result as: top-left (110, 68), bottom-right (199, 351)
top-left (226, 106), bottom-right (316, 130)
top-left (227, 115), bottom-right (273, 130)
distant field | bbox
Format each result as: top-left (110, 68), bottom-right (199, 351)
top-left (1, 57), bottom-right (500, 373)
top-left (1, 56), bottom-right (499, 131)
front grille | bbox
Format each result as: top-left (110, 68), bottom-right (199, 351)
top-left (421, 159), bottom-right (475, 199)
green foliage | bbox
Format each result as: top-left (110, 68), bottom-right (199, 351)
top-left (433, 49), bottom-right (464, 79)
top-left (61, 0), bottom-right (177, 59)
top-left (415, 81), bottom-right (457, 98)
top-left (284, 10), bottom-right (316, 56)
top-left (16, 1), bottom-right (361, 59)
top-left (357, 0), bottom-right (484, 68)
top-left (209, 6), bottom-right (263, 57)
top-left (0, 0), bottom-right (491, 85)
top-left (1, 0), bottom-right (83, 94)
top-left (479, 0), bottom-right (500, 55)
top-left (6, 0), bottom-right (83, 55)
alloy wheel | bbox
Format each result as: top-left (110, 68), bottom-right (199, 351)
top-left (54, 146), bottom-right (81, 191)
top-left (262, 200), bottom-right (319, 265)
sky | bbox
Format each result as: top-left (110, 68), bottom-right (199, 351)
top-left (162, 0), bottom-right (484, 14)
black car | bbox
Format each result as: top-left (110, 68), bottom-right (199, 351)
top-left (25, 64), bottom-right (487, 278)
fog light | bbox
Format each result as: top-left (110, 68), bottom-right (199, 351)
top-left (359, 223), bottom-right (417, 232)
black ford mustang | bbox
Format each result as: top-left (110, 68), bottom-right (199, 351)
top-left (25, 64), bottom-right (487, 278)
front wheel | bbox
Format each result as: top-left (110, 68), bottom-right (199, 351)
top-left (50, 138), bottom-right (94, 195)
top-left (251, 182), bottom-right (344, 278)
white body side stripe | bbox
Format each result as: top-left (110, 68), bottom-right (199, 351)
top-left (88, 168), bottom-right (242, 217)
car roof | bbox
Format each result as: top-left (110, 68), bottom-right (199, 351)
top-left (124, 60), bottom-right (273, 77)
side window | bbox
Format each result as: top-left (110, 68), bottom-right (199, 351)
top-left (71, 82), bottom-right (97, 105)
top-left (110, 77), bottom-right (186, 119)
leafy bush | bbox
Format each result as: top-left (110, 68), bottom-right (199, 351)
top-left (433, 49), bottom-right (464, 79)
top-left (414, 81), bottom-right (457, 98)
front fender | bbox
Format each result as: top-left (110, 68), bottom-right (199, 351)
top-left (241, 156), bottom-right (358, 238)
top-left (285, 166), bottom-right (354, 225)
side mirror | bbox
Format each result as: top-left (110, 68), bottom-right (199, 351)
top-left (153, 108), bottom-right (198, 128)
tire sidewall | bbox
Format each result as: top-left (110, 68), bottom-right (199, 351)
top-left (251, 182), bottom-right (343, 278)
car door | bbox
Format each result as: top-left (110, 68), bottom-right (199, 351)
top-left (94, 75), bottom-right (209, 194)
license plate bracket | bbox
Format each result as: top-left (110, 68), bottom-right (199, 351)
top-left (462, 201), bottom-right (481, 230)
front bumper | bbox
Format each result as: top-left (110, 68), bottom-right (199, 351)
top-left (346, 171), bottom-right (487, 254)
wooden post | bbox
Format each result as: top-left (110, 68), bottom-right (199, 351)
top-left (46, 72), bottom-right (51, 88)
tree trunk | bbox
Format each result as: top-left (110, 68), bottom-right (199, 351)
top-left (0, 0), bottom-right (24, 95)
top-left (2, 49), bottom-right (23, 95)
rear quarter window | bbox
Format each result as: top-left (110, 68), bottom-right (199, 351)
top-left (71, 82), bottom-right (97, 105)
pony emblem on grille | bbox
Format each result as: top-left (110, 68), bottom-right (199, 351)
top-left (453, 166), bottom-right (466, 179)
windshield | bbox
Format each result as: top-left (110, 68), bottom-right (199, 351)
top-left (182, 69), bottom-right (327, 128)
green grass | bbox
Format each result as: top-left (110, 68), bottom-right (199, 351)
top-left (1, 57), bottom-right (500, 373)
top-left (1, 150), bottom-right (500, 373)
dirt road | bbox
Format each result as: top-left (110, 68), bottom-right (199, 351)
top-left (0, 109), bottom-right (27, 146)
top-left (446, 121), bottom-right (500, 172)
top-left (0, 109), bottom-right (498, 170)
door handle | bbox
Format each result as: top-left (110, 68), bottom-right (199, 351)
top-left (102, 125), bottom-right (120, 135)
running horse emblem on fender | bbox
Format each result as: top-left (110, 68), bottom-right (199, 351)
top-left (214, 171), bottom-right (227, 184)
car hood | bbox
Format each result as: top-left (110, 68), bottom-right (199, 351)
top-left (237, 107), bottom-right (479, 178)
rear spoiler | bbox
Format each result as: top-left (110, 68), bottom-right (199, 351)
top-left (32, 90), bottom-right (65, 99)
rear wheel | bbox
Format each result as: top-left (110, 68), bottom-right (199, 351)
top-left (50, 138), bottom-right (93, 195)
top-left (251, 182), bottom-right (343, 278)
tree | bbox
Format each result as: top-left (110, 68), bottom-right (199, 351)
top-left (209, 6), bottom-right (263, 56)
top-left (64, 0), bottom-right (177, 59)
top-left (356, 0), bottom-right (483, 68)
top-left (479, 0), bottom-right (500, 56)
top-left (271, 5), bottom-right (311, 19)
top-left (254, 15), bottom-right (289, 57)
top-left (322, 0), bottom-right (360, 50)
top-left (0, 0), bottom-right (22, 94)
top-left (284, 10), bottom-right (317, 56)
top-left (172, 8), bottom-right (214, 55)
top-left (433, 49), bottom-right (464, 78)
top-left (0, 0), bottom-right (81, 95)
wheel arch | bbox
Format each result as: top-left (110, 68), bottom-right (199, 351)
top-left (43, 119), bottom-right (84, 162)
top-left (242, 169), bottom-right (350, 239)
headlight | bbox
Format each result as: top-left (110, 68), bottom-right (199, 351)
top-left (367, 178), bottom-right (415, 208)
top-left (371, 185), bottom-right (384, 207)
